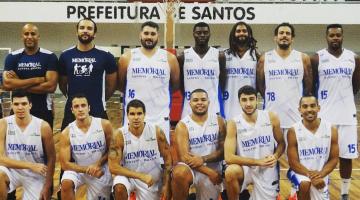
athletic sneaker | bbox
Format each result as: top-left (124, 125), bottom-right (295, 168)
top-left (341, 194), bottom-right (349, 200)
top-left (288, 192), bottom-right (297, 200)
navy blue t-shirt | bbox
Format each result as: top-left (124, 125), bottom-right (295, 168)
top-left (58, 46), bottom-right (117, 116)
top-left (4, 48), bottom-right (58, 111)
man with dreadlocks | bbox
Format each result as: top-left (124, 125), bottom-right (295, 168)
top-left (223, 22), bottom-right (260, 120)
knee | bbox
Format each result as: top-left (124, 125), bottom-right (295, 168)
top-left (61, 180), bottom-right (75, 193)
top-left (0, 172), bottom-right (9, 185)
top-left (298, 181), bottom-right (311, 193)
top-left (225, 164), bottom-right (243, 182)
top-left (113, 184), bottom-right (128, 199)
top-left (172, 165), bottom-right (192, 184)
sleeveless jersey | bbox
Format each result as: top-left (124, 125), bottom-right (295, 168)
top-left (317, 48), bottom-right (357, 125)
top-left (58, 46), bottom-right (117, 117)
top-left (181, 114), bottom-right (221, 170)
top-left (264, 49), bottom-right (304, 128)
top-left (234, 110), bottom-right (277, 176)
top-left (292, 120), bottom-right (332, 171)
top-left (4, 48), bottom-right (58, 111)
top-left (182, 47), bottom-right (222, 118)
top-left (5, 115), bottom-right (44, 177)
top-left (68, 117), bottom-right (107, 166)
top-left (120, 123), bottom-right (162, 184)
top-left (125, 48), bottom-right (171, 123)
top-left (224, 50), bottom-right (257, 120)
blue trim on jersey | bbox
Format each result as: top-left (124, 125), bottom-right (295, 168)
top-left (218, 85), bottom-right (225, 117)
top-left (122, 80), bottom-right (128, 125)
top-left (287, 169), bottom-right (300, 188)
top-left (263, 94), bottom-right (266, 110)
top-left (314, 72), bottom-right (320, 99)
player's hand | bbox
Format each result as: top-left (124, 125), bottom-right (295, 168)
top-left (139, 173), bottom-right (154, 187)
top-left (5, 71), bottom-right (19, 79)
top-left (30, 163), bottom-right (47, 177)
top-left (86, 164), bottom-right (103, 178)
top-left (207, 169), bottom-right (222, 185)
top-left (309, 170), bottom-right (323, 180)
top-left (311, 178), bottom-right (326, 190)
top-left (160, 184), bottom-right (171, 200)
top-left (264, 155), bottom-right (277, 167)
top-left (39, 184), bottom-right (51, 200)
top-left (184, 153), bottom-right (204, 168)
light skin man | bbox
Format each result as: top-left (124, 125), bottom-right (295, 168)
top-left (0, 91), bottom-right (55, 200)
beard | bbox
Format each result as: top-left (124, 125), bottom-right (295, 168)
top-left (78, 35), bottom-right (94, 44)
top-left (236, 36), bottom-right (249, 46)
top-left (141, 38), bottom-right (158, 49)
top-left (278, 43), bottom-right (290, 50)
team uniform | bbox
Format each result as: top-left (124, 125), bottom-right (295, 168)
top-left (0, 115), bottom-right (46, 199)
top-left (316, 48), bottom-right (358, 159)
top-left (124, 48), bottom-right (171, 140)
top-left (224, 50), bottom-right (257, 120)
top-left (182, 47), bottom-right (223, 118)
top-left (233, 110), bottom-right (279, 199)
top-left (113, 124), bottom-right (162, 200)
top-left (264, 49), bottom-right (304, 130)
top-left (288, 120), bottom-right (332, 200)
top-left (61, 117), bottom-right (112, 200)
top-left (4, 48), bottom-right (58, 127)
top-left (58, 46), bottom-right (117, 130)
top-left (178, 114), bottom-right (222, 200)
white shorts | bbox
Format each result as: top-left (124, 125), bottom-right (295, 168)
top-left (113, 175), bottom-right (160, 200)
top-left (176, 162), bottom-right (222, 200)
top-left (240, 165), bottom-right (279, 200)
top-left (336, 125), bottom-right (358, 159)
top-left (288, 170), bottom-right (330, 200)
top-left (0, 166), bottom-right (45, 199)
top-left (61, 164), bottom-right (112, 200)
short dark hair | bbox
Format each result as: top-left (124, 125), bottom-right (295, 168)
top-left (299, 95), bottom-right (318, 107)
top-left (238, 85), bottom-right (257, 99)
top-left (274, 22), bottom-right (295, 37)
top-left (127, 99), bottom-right (146, 114)
top-left (70, 93), bottom-right (88, 105)
top-left (141, 21), bottom-right (159, 31)
top-left (190, 88), bottom-right (208, 99)
top-left (76, 18), bottom-right (97, 33)
top-left (326, 24), bottom-right (343, 34)
top-left (193, 22), bottom-right (210, 32)
top-left (11, 90), bottom-right (31, 103)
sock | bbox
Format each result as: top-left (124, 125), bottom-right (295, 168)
top-left (341, 178), bottom-right (351, 195)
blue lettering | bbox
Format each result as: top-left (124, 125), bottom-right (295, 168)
top-left (241, 135), bottom-right (271, 148)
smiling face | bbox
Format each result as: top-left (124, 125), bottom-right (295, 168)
top-left (189, 91), bottom-right (209, 116)
top-left (299, 96), bottom-right (320, 123)
top-left (193, 26), bottom-right (210, 46)
top-left (275, 26), bottom-right (293, 50)
top-left (140, 25), bottom-right (158, 50)
top-left (234, 24), bottom-right (249, 46)
top-left (326, 27), bottom-right (343, 51)
top-left (22, 24), bottom-right (40, 51)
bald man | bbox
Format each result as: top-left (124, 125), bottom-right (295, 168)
top-left (3, 23), bottom-right (58, 128)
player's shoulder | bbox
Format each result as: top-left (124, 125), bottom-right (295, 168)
top-left (9, 48), bottom-right (24, 56)
top-left (39, 48), bottom-right (55, 55)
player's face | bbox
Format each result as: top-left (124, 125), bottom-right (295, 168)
top-left (326, 28), bottom-right (343, 51)
top-left (275, 26), bottom-right (293, 50)
top-left (140, 26), bottom-right (158, 50)
top-left (239, 94), bottom-right (257, 115)
top-left (234, 24), bottom-right (249, 46)
top-left (22, 24), bottom-right (40, 50)
top-left (127, 107), bottom-right (145, 129)
top-left (190, 92), bottom-right (209, 116)
top-left (77, 20), bottom-right (96, 44)
top-left (12, 97), bottom-right (32, 119)
top-left (71, 97), bottom-right (90, 120)
top-left (299, 97), bottom-right (320, 122)
top-left (193, 26), bottom-right (210, 46)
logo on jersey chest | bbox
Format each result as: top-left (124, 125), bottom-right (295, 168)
top-left (131, 67), bottom-right (166, 77)
top-left (186, 69), bottom-right (215, 77)
top-left (322, 67), bottom-right (352, 76)
top-left (241, 135), bottom-right (271, 148)
top-left (268, 68), bottom-right (299, 76)
top-left (18, 62), bottom-right (42, 70)
top-left (189, 133), bottom-right (218, 145)
top-left (72, 57), bottom-right (96, 76)
top-left (7, 143), bottom-right (37, 152)
top-left (227, 67), bottom-right (255, 76)
top-left (71, 140), bottom-right (104, 151)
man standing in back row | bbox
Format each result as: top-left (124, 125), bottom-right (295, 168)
top-left (178, 22), bottom-right (227, 118)
top-left (311, 24), bottom-right (360, 200)
top-left (58, 18), bottom-right (118, 130)
top-left (118, 21), bottom-right (180, 142)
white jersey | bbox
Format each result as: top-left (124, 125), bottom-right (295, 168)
top-left (181, 114), bottom-right (221, 170)
top-left (68, 117), bottom-right (107, 166)
top-left (234, 110), bottom-right (277, 174)
top-left (292, 120), bottom-right (332, 171)
top-left (120, 123), bottom-right (162, 184)
top-left (5, 115), bottom-right (44, 177)
top-left (317, 48), bottom-right (357, 125)
top-left (224, 50), bottom-right (257, 120)
top-left (125, 48), bottom-right (171, 123)
top-left (264, 49), bottom-right (304, 128)
top-left (182, 47), bottom-right (222, 118)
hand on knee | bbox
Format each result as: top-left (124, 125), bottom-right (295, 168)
top-left (113, 184), bottom-right (128, 200)
top-left (311, 178), bottom-right (325, 190)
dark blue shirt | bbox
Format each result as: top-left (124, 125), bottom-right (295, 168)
top-left (58, 46), bottom-right (117, 116)
top-left (4, 48), bottom-right (58, 111)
